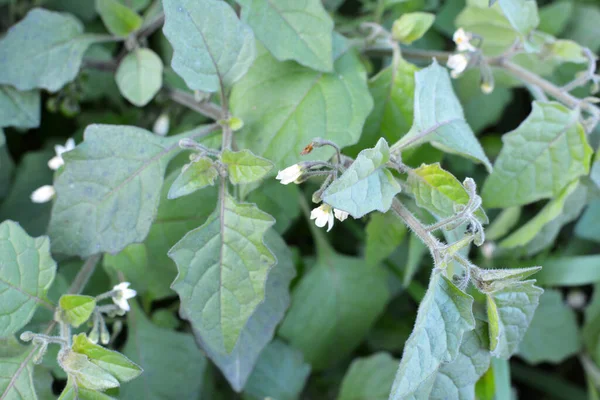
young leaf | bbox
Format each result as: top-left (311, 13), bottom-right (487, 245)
top-left (120, 303), bottom-right (208, 400)
top-left (482, 102), bottom-right (592, 208)
top-left (322, 138), bottom-right (401, 218)
top-left (389, 274), bottom-right (475, 400)
top-left (391, 12), bottom-right (435, 44)
top-left (231, 35), bottom-right (373, 169)
top-left (337, 352), bottom-right (398, 400)
top-left (96, 0), bottom-right (143, 37)
top-left (221, 149), bottom-right (273, 184)
top-left (0, 86), bottom-right (40, 129)
top-left (237, 0), bottom-right (334, 72)
top-left (169, 193), bottom-right (276, 353)
top-left (244, 340), bottom-right (311, 400)
top-left (0, 8), bottom-right (101, 92)
top-left (57, 295), bottom-right (96, 327)
top-left (0, 343), bottom-right (37, 399)
top-left (194, 231), bottom-right (295, 391)
top-left (167, 157), bottom-right (218, 199)
top-left (60, 350), bottom-right (120, 391)
top-left (0, 220), bottom-right (56, 337)
top-left (392, 62), bottom-right (492, 171)
top-left (115, 48), bottom-right (164, 107)
top-left (487, 280), bottom-right (544, 359)
top-left (279, 251), bottom-right (390, 370)
top-left (163, 0), bottom-right (256, 92)
top-left (365, 211), bottom-right (407, 267)
top-left (471, 266), bottom-right (542, 293)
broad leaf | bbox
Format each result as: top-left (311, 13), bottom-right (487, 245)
top-left (163, 0), bottom-right (256, 92)
top-left (519, 289), bottom-right (580, 364)
top-left (244, 340), bottom-right (311, 400)
top-left (0, 8), bottom-right (101, 92)
top-left (221, 149), bottom-right (273, 184)
top-left (169, 193), bottom-right (275, 353)
top-left (496, 0), bottom-right (539, 39)
top-left (0, 86), bottom-right (40, 129)
top-left (392, 62), bottom-right (492, 171)
top-left (323, 138), bottom-right (401, 218)
top-left (96, 0), bottom-right (143, 37)
top-left (0, 220), bottom-right (56, 337)
top-left (337, 352), bottom-right (398, 400)
top-left (389, 274), bottom-right (475, 400)
top-left (247, 180), bottom-right (300, 234)
top-left (232, 35), bottom-right (373, 169)
top-left (194, 231), bottom-right (295, 391)
top-left (237, 0), bottom-right (334, 72)
top-left (116, 48), bottom-right (164, 107)
top-left (365, 211), bottom-right (407, 267)
top-left (280, 251), bottom-right (390, 370)
top-left (120, 303), bottom-right (208, 400)
top-left (487, 280), bottom-right (543, 359)
top-left (58, 295), bottom-right (96, 327)
top-left (0, 345), bottom-right (38, 399)
top-left (482, 102), bottom-right (592, 208)
top-left (168, 157), bottom-right (218, 199)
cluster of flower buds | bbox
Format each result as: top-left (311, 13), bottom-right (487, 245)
top-left (30, 138), bottom-right (76, 203)
top-left (447, 28), bottom-right (494, 94)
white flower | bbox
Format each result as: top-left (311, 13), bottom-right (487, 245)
top-left (334, 209), bottom-right (349, 222)
top-left (30, 185), bottom-right (56, 203)
top-left (111, 282), bottom-right (137, 312)
top-left (311, 204), bottom-right (335, 232)
top-left (48, 138), bottom-right (75, 171)
top-left (447, 54), bottom-right (469, 78)
top-left (276, 164), bottom-right (303, 185)
top-left (153, 113), bottom-right (170, 136)
top-left (453, 28), bottom-right (476, 52)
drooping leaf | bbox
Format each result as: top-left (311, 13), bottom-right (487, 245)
top-left (0, 86), bottom-right (40, 129)
top-left (337, 352), bottom-right (398, 400)
top-left (169, 193), bottom-right (276, 353)
top-left (194, 231), bottom-right (295, 391)
top-left (57, 295), bottom-right (96, 327)
top-left (365, 211), bottom-right (407, 267)
top-left (482, 102), bottom-right (592, 208)
top-left (487, 280), bottom-right (544, 359)
top-left (519, 289), bottom-right (581, 364)
top-left (237, 0), bottom-right (334, 72)
top-left (120, 302), bottom-right (208, 400)
top-left (232, 35), bottom-right (373, 169)
top-left (244, 340), bottom-right (311, 400)
top-left (0, 220), bottom-right (56, 337)
top-left (0, 344), bottom-right (38, 399)
top-left (96, 0), bottom-right (143, 37)
top-left (168, 157), bottom-right (218, 199)
top-left (323, 138), bottom-right (401, 218)
top-left (163, 0), bottom-right (256, 92)
top-left (389, 273), bottom-right (475, 400)
top-left (221, 149), bottom-right (273, 184)
top-left (115, 48), bottom-right (164, 107)
top-left (280, 251), bottom-right (390, 370)
top-left (0, 8), bottom-right (102, 92)
top-left (392, 62), bottom-right (492, 171)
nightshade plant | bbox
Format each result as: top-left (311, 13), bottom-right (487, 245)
top-left (0, 0), bottom-right (599, 398)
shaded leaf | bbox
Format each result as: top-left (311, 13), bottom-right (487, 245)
top-left (337, 352), bottom-right (398, 400)
top-left (365, 211), bottom-right (407, 267)
top-left (247, 180), bottom-right (300, 234)
top-left (0, 86), bottom-right (40, 129)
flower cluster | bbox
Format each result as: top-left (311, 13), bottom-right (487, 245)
top-left (447, 28), bottom-right (475, 78)
top-left (30, 138), bottom-right (75, 203)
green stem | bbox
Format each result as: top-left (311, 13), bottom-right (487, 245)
top-left (67, 254), bottom-right (102, 295)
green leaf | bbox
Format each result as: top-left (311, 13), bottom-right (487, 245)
top-left (232, 35), bottom-right (373, 169)
top-left (96, 0), bottom-right (143, 37)
top-left (322, 138), bottom-right (401, 218)
top-left (221, 149), bottom-right (273, 184)
top-left (485, 206), bottom-right (521, 241)
top-left (60, 350), bottom-right (120, 391)
top-left (482, 102), bottom-right (592, 208)
top-left (535, 255), bottom-right (600, 287)
top-left (58, 295), bottom-right (96, 327)
top-left (115, 48), bottom-right (164, 107)
top-left (365, 211), bottom-right (407, 267)
top-left (247, 180), bottom-right (300, 234)
top-left (168, 156), bottom-right (218, 199)
top-left (564, 4), bottom-right (600, 53)
top-left (280, 251), bottom-right (390, 370)
top-left (500, 181), bottom-right (587, 254)
top-left (538, 1), bottom-right (573, 36)
top-left (48, 124), bottom-right (211, 257)
top-left (120, 303), bottom-right (208, 400)
top-left (244, 340), bottom-right (311, 400)
top-left (575, 200), bottom-right (600, 242)
top-left (0, 86), bottom-right (40, 129)
top-left (389, 274), bottom-right (475, 400)
top-left (337, 352), bottom-right (398, 400)
top-left (392, 62), bottom-right (492, 171)
top-left (471, 266), bottom-right (542, 294)
top-left (549, 40), bottom-right (588, 64)
top-left (496, 0), bottom-right (539, 38)
top-left (195, 231), bottom-right (295, 391)
top-left (0, 346), bottom-right (38, 399)
top-left (169, 193), bottom-right (275, 353)
top-left (408, 163), bottom-right (488, 223)
top-left (0, 220), bottom-right (56, 337)
top-left (237, 0), bottom-right (334, 72)
top-left (391, 12), bottom-right (435, 44)
top-left (519, 289), bottom-right (581, 364)
top-left (0, 8), bottom-right (101, 92)
top-left (58, 381), bottom-right (115, 400)
top-left (487, 280), bottom-right (543, 359)
top-left (163, 0), bottom-right (256, 92)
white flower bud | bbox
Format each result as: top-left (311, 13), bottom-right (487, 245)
top-left (334, 208), bottom-right (349, 222)
top-left (48, 138), bottom-right (75, 171)
top-left (31, 185), bottom-right (56, 203)
top-left (276, 164), bottom-right (303, 185)
top-left (153, 113), bottom-right (170, 136)
top-left (447, 54), bottom-right (469, 78)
